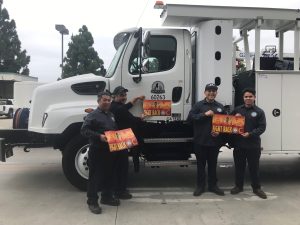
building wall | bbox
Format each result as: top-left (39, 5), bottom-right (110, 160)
top-left (0, 81), bottom-right (14, 99)
top-left (0, 73), bottom-right (38, 99)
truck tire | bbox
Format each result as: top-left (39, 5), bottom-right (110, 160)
top-left (62, 135), bottom-right (89, 191)
top-left (13, 108), bottom-right (29, 129)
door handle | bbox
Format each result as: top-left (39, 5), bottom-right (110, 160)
top-left (272, 108), bottom-right (280, 117)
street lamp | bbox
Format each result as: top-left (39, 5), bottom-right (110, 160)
top-left (55, 24), bottom-right (69, 78)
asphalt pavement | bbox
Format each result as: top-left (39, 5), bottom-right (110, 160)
top-left (1, 147), bottom-right (300, 225)
top-left (1, 118), bottom-right (300, 225)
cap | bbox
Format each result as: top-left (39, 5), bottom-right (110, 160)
top-left (112, 86), bottom-right (128, 95)
top-left (205, 83), bottom-right (218, 91)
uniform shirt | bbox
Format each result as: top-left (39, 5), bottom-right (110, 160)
top-left (231, 104), bottom-right (266, 149)
top-left (187, 99), bottom-right (225, 146)
top-left (110, 101), bottom-right (142, 131)
top-left (81, 107), bottom-right (117, 148)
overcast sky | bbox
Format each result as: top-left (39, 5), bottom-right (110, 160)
top-left (2, 0), bottom-right (300, 82)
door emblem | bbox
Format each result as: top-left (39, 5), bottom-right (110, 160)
top-left (151, 81), bottom-right (165, 94)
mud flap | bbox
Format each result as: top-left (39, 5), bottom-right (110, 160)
top-left (0, 138), bottom-right (13, 162)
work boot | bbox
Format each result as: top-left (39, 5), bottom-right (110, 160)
top-left (115, 190), bottom-right (133, 200)
top-left (100, 196), bottom-right (120, 206)
top-left (193, 187), bottom-right (205, 196)
top-left (88, 203), bottom-right (102, 214)
top-left (230, 186), bottom-right (243, 195)
top-left (208, 186), bottom-right (225, 196)
top-left (253, 188), bottom-right (267, 199)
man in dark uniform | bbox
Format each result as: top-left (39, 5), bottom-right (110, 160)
top-left (81, 91), bottom-right (120, 214)
top-left (230, 87), bottom-right (267, 199)
top-left (110, 86), bottom-right (145, 200)
top-left (188, 83), bottom-right (225, 196)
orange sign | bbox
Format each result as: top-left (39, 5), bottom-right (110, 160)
top-left (212, 114), bottom-right (245, 134)
top-left (104, 128), bottom-right (138, 152)
top-left (143, 100), bottom-right (171, 116)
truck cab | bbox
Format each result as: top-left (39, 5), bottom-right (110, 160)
top-left (106, 28), bottom-right (192, 121)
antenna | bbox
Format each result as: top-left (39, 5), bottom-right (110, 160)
top-left (136, 0), bottom-right (150, 27)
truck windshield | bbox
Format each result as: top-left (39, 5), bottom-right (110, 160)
top-left (106, 32), bottom-right (131, 78)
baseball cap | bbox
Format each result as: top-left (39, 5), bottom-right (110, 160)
top-left (112, 86), bottom-right (128, 95)
top-left (205, 83), bottom-right (218, 91)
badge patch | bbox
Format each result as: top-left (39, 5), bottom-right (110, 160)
top-left (251, 112), bottom-right (257, 117)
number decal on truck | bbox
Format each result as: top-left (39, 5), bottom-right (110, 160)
top-left (151, 95), bottom-right (166, 100)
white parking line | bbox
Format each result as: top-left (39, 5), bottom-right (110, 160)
top-left (127, 188), bottom-right (277, 203)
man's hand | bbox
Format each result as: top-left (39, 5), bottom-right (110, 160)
top-left (131, 95), bottom-right (145, 105)
top-left (100, 134), bottom-right (107, 142)
top-left (205, 110), bottom-right (214, 117)
top-left (211, 131), bottom-right (219, 137)
top-left (241, 132), bottom-right (250, 138)
top-left (140, 113), bottom-right (151, 120)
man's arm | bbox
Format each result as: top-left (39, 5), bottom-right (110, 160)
top-left (81, 114), bottom-right (105, 142)
top-left (249, 110), bottom-right (266, 137)
top-left (187, 102), bottom-right (208, 122)
top-left (117, 106), bottom-right (142, 124)
top-left (125, 95), bottom-right (145, 109)
top-left (124, 102), bottom-right (133, 110)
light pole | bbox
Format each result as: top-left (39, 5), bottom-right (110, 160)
top-left (55, 24), bottom-right (69, 78)
top-left (0, 0), bottom-right (3, 11)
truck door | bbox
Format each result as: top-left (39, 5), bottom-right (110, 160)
top-left (256, 73), bottom-right (281, 151)
top-left (281, 74), bottom-right (300, 150)
top-left (121, 29), bottom-right (187, 121)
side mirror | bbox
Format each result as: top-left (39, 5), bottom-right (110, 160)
top-left (141, 31), bottom-right (151, 58)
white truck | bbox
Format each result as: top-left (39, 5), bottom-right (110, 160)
top-left (1, 2), bottom-right (300, 190)
top-left (0, 99), bottom-right (14, 118)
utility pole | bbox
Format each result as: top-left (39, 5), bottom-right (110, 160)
top-left (55, 24), bottom-right (69, 78)
top-left (0, 0), bottom-right (3, 11)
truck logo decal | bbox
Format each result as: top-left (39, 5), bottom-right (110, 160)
top-left (151, 81), bottom-right (165, 94)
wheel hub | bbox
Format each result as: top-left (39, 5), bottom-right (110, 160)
top-left (75, 144), bottom-right (90, 179)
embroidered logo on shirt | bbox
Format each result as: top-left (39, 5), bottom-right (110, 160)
top-left (251, 112), bottom-right (257, 117)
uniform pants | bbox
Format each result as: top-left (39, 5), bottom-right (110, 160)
top-left (114, 150), bottom-right (129, 193)
top-left (194, 144), bottom-right (220, 189)
top-left (233, 147), bottom-right (261, 190)
top-left (87, 145), bottom-right (116, 205)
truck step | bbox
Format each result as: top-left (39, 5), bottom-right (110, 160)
top-left (143, 160), bottom-right (196, 168)
top-left (144, 137), bottom-right (193, 144)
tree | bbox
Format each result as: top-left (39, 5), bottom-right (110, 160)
top-left (62, 25), bottom-right (105, 79)
top-left (0, 2), bottom-right (30, 75)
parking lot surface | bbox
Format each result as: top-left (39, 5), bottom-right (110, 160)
top-left (1, 119), bottom-right (300, 225)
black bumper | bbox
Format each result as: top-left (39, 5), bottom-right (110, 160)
top-left (0, 129), bottom-right (55, 162)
